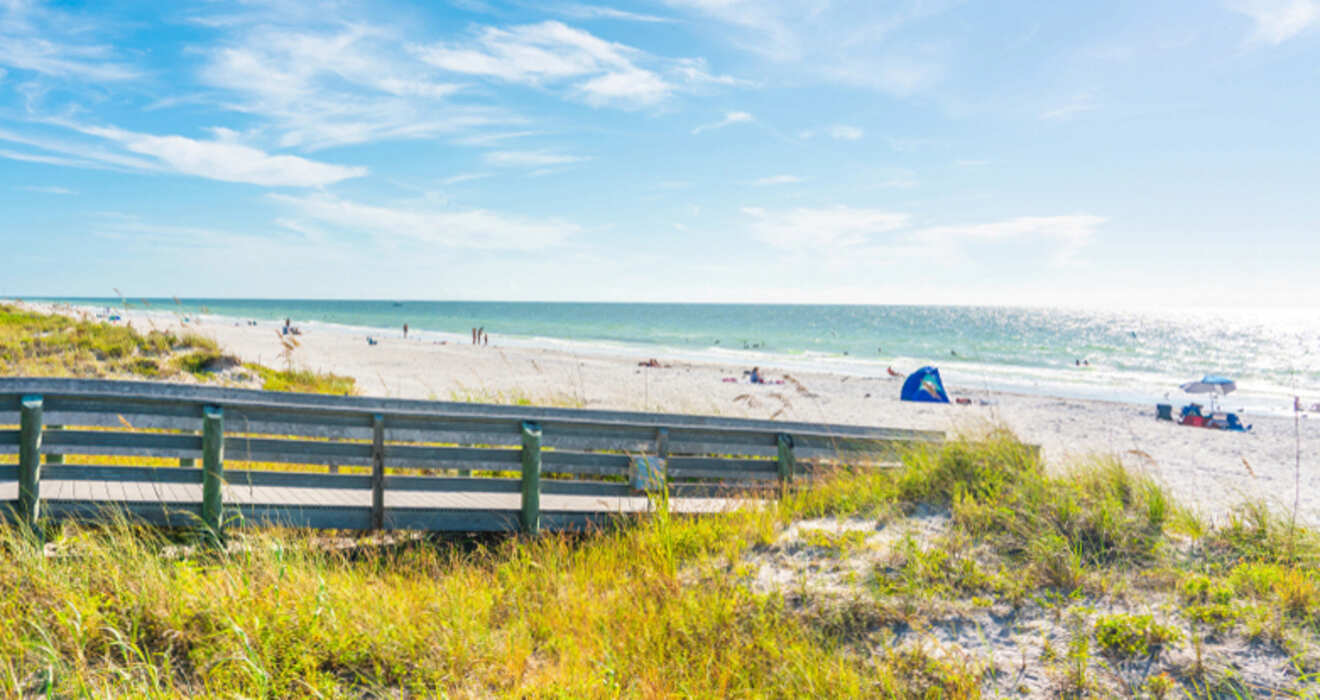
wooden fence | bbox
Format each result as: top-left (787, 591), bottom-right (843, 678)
top-left (1, 378), bottom-right (943, 535)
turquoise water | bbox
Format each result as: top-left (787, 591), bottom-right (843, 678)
top-left (20, 298), bottom-right (1320, 415)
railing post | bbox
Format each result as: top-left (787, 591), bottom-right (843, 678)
top-left (777, 433), bottom-right (795, 489)
top-left (45, 424), bottom-right (62, 465)
top-left (520, 421), bottom-right (542, 535)
top-left (200, 406), bottom-right (224, 540)
top-left (18, 395), bottom-right (44, 527)
top-left (371, 413), bottom-right (385, 531)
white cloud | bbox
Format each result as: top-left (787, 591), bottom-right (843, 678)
top-left (1041, 92), bottom-right (1099, 120)
top-left (909, 215), bottom-right (1106, 263)
top-left (442, 172), bottom-right (493, 185)
top-left (828, 124), bottom-right (864, 140)
top-left (752, 174), bottom-right (803, 185)
top-left (662, 0), bottom-right (951, 96)
top-left (1227, 0), bottom-right (1319, 44)
top-left (201, 24), bottom-right (498, 150)
top-left (271, 193), bottom-right (580, 250)
top-left (0, 3), bottom-right (139, 81)
top-left (0, 125), bottom-right (161, 172)
top-left (743, 206), bottom-right (911, 250)
top-left (68, 124), bottom-right (366, 187)
top-left (556, 5), bottom-right (676, 23)
top-left (415, 20), bottom-right (737, 108)
top-left (692, 111), bottom-right (753, 134)
top-left (416, 21), bottom-right (674, 108)
top-left (483, 150), bottom-right (588, 167)
top-left (20, 185), bottom-right (75, 195)
top-left (743, 207), bottom-right (1104, 264)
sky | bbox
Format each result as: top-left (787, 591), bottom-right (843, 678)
top-left (1, 0), bottom-right (1318, 307)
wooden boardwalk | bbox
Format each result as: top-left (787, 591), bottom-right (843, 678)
top-left (1, 477), bottom-right (741, 513)
top-left (2, 378), bottom-right (940, 533)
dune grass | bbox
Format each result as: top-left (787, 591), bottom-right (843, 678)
top-left (1, 432), bottom-right (1317, 696)
top-left (0, 303), bottom-right (354, 394)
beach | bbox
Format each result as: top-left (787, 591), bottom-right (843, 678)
top-left (19, 300), bottom-right (1317, 528)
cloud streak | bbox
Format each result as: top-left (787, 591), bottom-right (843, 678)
top-left (1227, 0), bottom-right (1319, 44)
top-left (743, 206), bottom-right (1105, 264)
top-left (271, 193), bottom-right (581, 250)
top-left (692, 111), bottom-right (753, 134)
top-left (416, 21), bottom-right (674, 108)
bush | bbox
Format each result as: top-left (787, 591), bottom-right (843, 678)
top-left (1093, 613), bottom-right (1181, 659)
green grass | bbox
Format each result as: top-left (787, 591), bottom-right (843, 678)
top-left (1, 303), bottom-right (355, 394)
top-left (244, 363), bottom-right (357, 395)
top-left (4, 305), bottom-right (1319, 695)
top-left (0, 433), bottom-right (1317, 696)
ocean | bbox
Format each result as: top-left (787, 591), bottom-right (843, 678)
top-left (18, 298), bottom-right (1320, 416)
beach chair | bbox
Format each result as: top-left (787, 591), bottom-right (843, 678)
top-left (1156, 403), bottom-right (1173, 421)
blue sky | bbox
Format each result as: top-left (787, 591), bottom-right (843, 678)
top-left (1, 0), bottom-right (1317, 306)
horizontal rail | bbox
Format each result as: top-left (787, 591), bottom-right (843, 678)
top-left (0, 378), bottom-right (942, 441)
top-left (3, 377), bottom-right (948, 535)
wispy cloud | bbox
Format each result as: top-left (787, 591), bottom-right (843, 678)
top-left (743, 206), bottom-right (1104, 265)
top-left (828, 124), bottom-right (864, 141)
top-left (70, 123), bottom-right (366, 187)
top-left (955, 159), bottom-right (990, 167)
top-left (416, 21), bottom-right (673, 108)
top-left (271, 193), bottom-right (580, 250)
top-left (751, 174), bottom-right (802, 185)
top-left (6, 119), bottom-right (365, 187)
top-left (1041, 92), bottom-right (1099, 120)
top-left (1227, 0), bottom-right (1319, 44)
top-left (743, 206), bottom-right (911, 250)
top-left (662, 1), bottom-right (952, 96)
top-left (442, 172), bottom-right (493, 185)
top-left (0, 2), bottom-right (140, 82)
top-left (692, 111), bottom-right (753, 134)
top-left (200, 23), bottom-right (501, 150)
top-left (483, 150), bottom-right (587, 167)
top-left (20, 185), bottom-right (75, 195)
top-left (909, 215), bottom-right (1106, 263)
top-left (415, 20), bottom-right (735, 109)
top-left (798, 124), bottom-right (865, 141)
top-left (556, 4), bottom-right (676, 23)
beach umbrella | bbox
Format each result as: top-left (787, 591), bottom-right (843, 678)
top-left (1180, 375), bottom-right (1237, 395)
top-left (1180, 375), bottom-right (1236, 412)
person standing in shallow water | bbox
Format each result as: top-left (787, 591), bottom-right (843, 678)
top-left (402, 323), bottom-right (408, 339)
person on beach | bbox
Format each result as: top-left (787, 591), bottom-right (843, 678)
top-left (403, 323), bottom-right (408, 339)
top-left (749, 367), bottom-right (764, 384)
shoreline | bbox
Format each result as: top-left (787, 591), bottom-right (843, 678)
top-left (12, 298), bottom-right (1313, 418)
top-left (7, 299), bottom-right (1319, 527)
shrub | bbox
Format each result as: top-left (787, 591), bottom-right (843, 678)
top-left (1093, 613), bottom-right (1181, 659)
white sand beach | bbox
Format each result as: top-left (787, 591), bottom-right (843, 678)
top-left (19, 302), bottom-right (1320, 527)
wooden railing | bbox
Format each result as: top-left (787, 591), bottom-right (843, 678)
top-left (1, 378), bottom-right (943, 535)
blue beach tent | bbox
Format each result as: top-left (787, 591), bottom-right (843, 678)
top-left (901, 366), bottom-right (950, 403)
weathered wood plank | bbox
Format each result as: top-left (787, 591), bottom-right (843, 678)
top-left (43, 465), bottom-right (202, 484)
top-left (225, 469), bottom-right (371, 490)
top-left (1, 378), bottom-right (943, 441)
